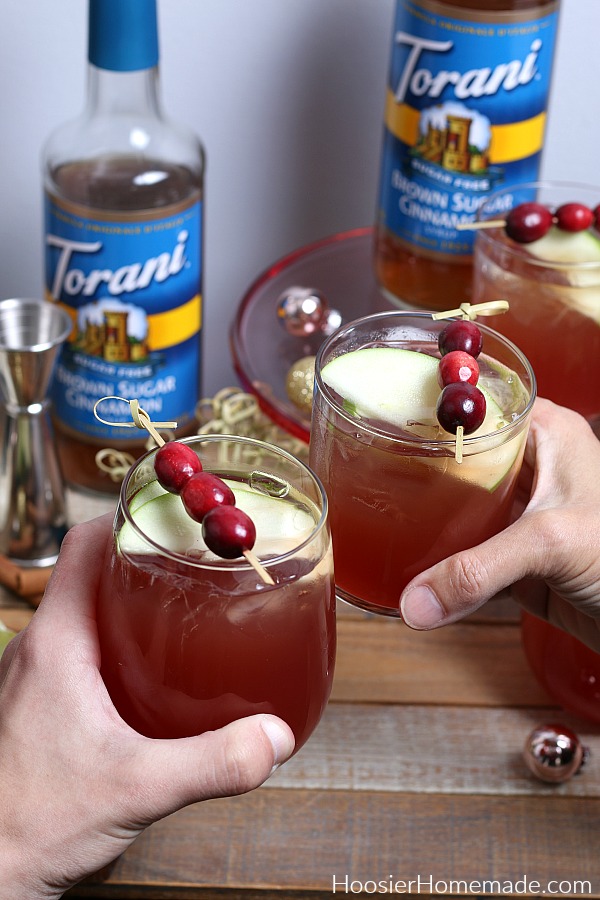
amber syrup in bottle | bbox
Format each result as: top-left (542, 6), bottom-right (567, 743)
top-left (374, 0), bottom-right (560, 311)
top-left (43, 0), bottom-right (205, 496)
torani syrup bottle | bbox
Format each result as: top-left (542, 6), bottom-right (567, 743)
top-left (374, 0), bottom-right (560, 311)
top-left (43, 0), bottom-right (205, 496)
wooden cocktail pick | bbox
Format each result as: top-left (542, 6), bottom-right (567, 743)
top-left (429, 303), bottom-right (510, 463)
top-left (455, 219), bottom-right (506, 231)
top-left (432, 300), bottom-right (509, 321)
top-left (93, 397), bottom-right (274, 586)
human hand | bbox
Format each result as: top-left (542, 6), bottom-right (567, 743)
top-left (400, 398), bottom-right (600, 653)
top-left (0, 515), bottom-right (294, 900)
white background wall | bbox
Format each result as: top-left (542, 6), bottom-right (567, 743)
top-left (0, 0), bottom-right (596, 394)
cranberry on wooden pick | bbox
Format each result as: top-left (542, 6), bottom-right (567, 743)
top-left (505, 202), bottom-right (553, 244)
top-left (437, 350), bottom-right (479, 388)
top-left (555, 202), bottom-right (594, 233)
top-left (438, 320), bottom-right (483, 359)
top-left (154, 441), bottom-right (202, 494)
top-left (202, 505), bottom-right (256, 559)
top-left (436, 382), bottom-right (486, 435)
top-left (152, 436), bottom-right (261, 564)
top-left (181, 472), bottom-right (235, 522)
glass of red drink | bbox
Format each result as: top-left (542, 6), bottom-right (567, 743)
top-left (309, 311), bottom-right (535, 617)
top-left (473, 181), bottom-right (600, 432)
top-left (97, 434), bottom-right (336, 752)
top-left (521, 611), bottom-right (600, 725)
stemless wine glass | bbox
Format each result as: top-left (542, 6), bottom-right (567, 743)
top-left (309, 311), bottom-right (535, 617)
top-left (473, 180), bottom-right (600, 432)
top-left (97, 434), bottom-right (336, 752)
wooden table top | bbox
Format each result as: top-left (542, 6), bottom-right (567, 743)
top-left (2, 584), bottom-right (599, 899)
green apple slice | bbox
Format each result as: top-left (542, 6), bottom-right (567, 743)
top-left (524, 226), bottom-right (600, 324)
top-left (0, 620), bottom-right (16, 658)
top-left (129, 479), bottom-right (168, 513)
top-left (550, 284), bottom-right (600, 325)
top-left (119, 480), bottom-right (315, 559)
top-left (321, 346), bottom-right (524, 491)
top-left (321, 346), bottom-right (506, 435)
top-left (525, 226), bottom-right (600, 267)
top-left (322, 347), bottom-right (440, 428)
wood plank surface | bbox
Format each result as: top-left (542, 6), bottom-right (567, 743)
top-left (331, 616), bottom-right (552, 708)
top-left (270, 703), bottom-right (600, 797)
top-left (70, 788), bottom-right (600, 898)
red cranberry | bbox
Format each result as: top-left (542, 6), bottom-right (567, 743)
top-left (436, 382), bottom-right (486, 435)
top-left (593, 205), bottom-right (600, 231)
top-left (437, 350), bottom-right (479, 388)
top-left (505, 202), bottom-right (553, 244)
top-left (202, 506), bottom-right (256, 559)
top-left (555, 202), bottom-right (593, 233)
top-left (438, 320), bottom-right (483, 359)
top-left (181, 472), bottom-right (235, 523)
top-left (154, 441), bottom-right (202, 494)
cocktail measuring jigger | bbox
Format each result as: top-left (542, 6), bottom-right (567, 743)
top-left (0, 298), bottom-right (72, 567)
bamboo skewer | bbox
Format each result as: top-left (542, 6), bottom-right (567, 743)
top-left (431, 300), bottom-right (509, 321)
top-left (456, 219), bottom-right (506, 231)
top-left (93, 396), bottom-right (275, 587)
top-left (243, 550), bottom-right (275, 585)
top-left (455, 426), bottom-right (464, 465)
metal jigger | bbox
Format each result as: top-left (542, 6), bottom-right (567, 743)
top-left (0, 298), bottom-right (72, 567)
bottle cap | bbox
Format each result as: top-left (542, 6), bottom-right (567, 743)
top-left (88, 0), bottom-right (159, 72)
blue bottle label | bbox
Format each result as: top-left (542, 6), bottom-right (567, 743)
top-left (377, 0), bottom-right (559, 257)
top-left (44, 192), bottom-right (202, 442)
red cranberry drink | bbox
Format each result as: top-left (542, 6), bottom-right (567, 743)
top-left (309, 311), bottom-right (535, 617)
top-left (473, 181), bottom-right (600, 431)
top-left (97, 434), bottom-right (335, 750)
top-left (521, 611), bottom-right (600, 725)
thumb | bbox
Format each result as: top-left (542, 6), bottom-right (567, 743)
top-left (399, 511), bottom-right (548, 629)
top-left (128, 714), bottom-right (295, 824)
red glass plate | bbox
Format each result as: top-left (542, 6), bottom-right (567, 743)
top-left (230, 227), bottom-right (392, 442)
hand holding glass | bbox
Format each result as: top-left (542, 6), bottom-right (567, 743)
top-left (97, 434), bottom-right (336, 752)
